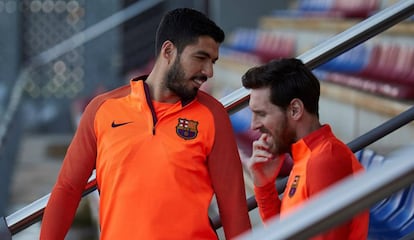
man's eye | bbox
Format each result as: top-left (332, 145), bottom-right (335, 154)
top-left (254, 112), bottom-right (265, 117)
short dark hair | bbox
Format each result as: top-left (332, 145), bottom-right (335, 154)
top-left (242, 58), bottom-right (320, 116)
top-left (155, 8), bottom-right (225, 57)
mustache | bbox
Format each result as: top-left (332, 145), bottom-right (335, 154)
top-left (259, 127), bottom-right (270, 134)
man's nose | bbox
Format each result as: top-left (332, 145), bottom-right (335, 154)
top-left (250, 116), bottom-right (261, 130)
top-left (202, 62), bottom-right (213, 78)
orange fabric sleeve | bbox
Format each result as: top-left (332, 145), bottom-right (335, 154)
top-left (254, 182), bottom-right (281, 222)
top-left (40, 96), bottom-right (101, 239)
top-left (201, 93), bottom-right (252, 239)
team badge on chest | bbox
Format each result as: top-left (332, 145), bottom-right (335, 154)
top-left (176, 118), bottom-right (198, 140)
top-left (288, 175), bottom-right (300, 198)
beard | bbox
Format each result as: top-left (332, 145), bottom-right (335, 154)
top-left (261, 114), bottom-right (294, 156)
top-left (166, 56), bottom-right (199, 102)
top-left (277, 126), bottom-right (294, 155)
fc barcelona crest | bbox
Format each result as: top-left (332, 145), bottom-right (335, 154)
top-left (176, 118), bottom-right (198, 140)
top-left (288, 175), bottom-right (300, 198)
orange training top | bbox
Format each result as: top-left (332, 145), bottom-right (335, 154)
top-left (254, 124), bottom-right (369, 240)
top-left (40, 77), bottom-right (251, 239)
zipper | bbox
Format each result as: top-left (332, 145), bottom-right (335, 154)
top-left (143, 82), bottom-right (158, 135)
top-left (142, 80), bottom-right (196, 136)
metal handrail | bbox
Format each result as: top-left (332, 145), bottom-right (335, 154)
top-left (348, 105), bottom-right (414, 152)
top-left (6, 172), bottom-right (97, 235)
top-left (3, 0), bottom-right (414, 237)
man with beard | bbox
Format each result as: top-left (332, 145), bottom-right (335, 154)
top-left (241, 58), bottom-right (368, 239)
top-left (40, 8), bottom-right (251, 240)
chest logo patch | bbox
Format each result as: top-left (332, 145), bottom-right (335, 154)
top-left (288, 175), bottom-right (301, 198)
top-left (176, 118), bottom-right (198, 140)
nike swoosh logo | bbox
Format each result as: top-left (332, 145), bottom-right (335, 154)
top-left (111, 121), bottom-right (132, 128)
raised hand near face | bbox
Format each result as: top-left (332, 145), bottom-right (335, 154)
top-left (247, 133), bottom-right (285, 187)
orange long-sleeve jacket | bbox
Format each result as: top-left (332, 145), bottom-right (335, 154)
top-left (41, 77), bottom-right (251, 239)
top-left (255, 125), bottom-right (369, 240)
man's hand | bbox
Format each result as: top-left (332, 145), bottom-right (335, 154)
top-left (247, 133), bottom-right (285, 187)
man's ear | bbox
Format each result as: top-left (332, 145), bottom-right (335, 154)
top-left (290, 98), bottom-right (303, 120)
top-left (161, 40), bottom-right (175, 63)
